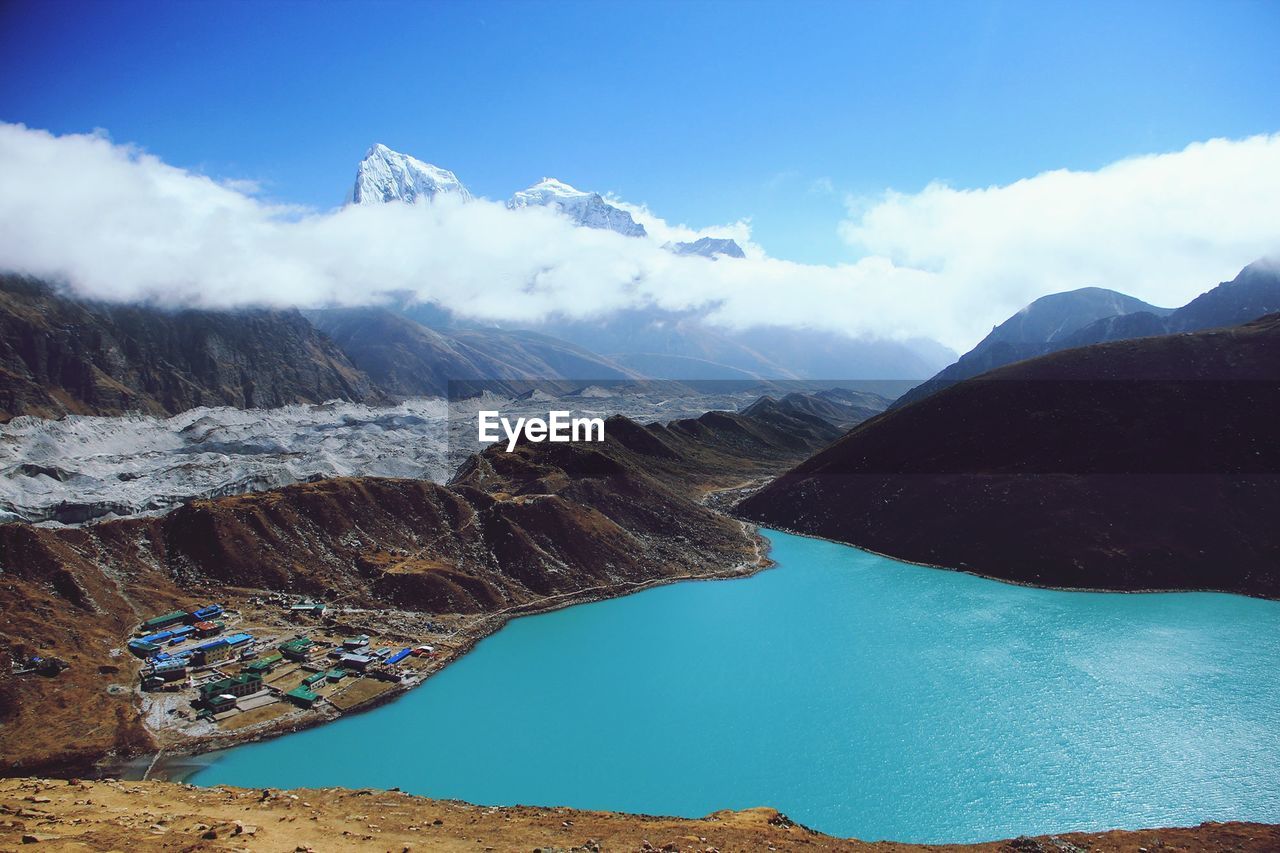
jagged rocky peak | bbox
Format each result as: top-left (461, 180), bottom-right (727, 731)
top-left (666, 236), bottom-right (745, 259)
top-left (508, 177), bottom-right (647, 237)
top-left (352, 143), bottom-right (471, 204)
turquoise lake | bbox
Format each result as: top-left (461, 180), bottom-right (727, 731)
top-left (188, 529), bottom-right (1280, 843)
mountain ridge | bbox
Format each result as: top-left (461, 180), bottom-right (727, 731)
top-left (896, 260), bottom-right (1280, 408)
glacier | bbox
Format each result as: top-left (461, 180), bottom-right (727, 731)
top-left (0, 400), bottom-right (452, 525)
top-left (1, 389), bottom-right (764, 525)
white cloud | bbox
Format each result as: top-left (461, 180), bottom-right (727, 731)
top-left (808, 177), bottom-right (835, 195)
top-left (604, 196), bottom-right (761, 257)
top-left (0, 123), bottom-right (1276, 353)
top-left (841, 134), bottom-right (1280, 343)
top-left (220, 177), bottom-right (265, 196)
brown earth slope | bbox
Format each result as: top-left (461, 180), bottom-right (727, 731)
top-left (738, 314), bottom-right (1280, 597)
top-left (0, 406), bottom-right (841, 775)
top-left (3, 778), bottom-right (1277, 852)
top-left (0, 276), bottom-right (380, 421)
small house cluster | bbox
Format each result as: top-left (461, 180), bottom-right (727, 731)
top-left (130, 604), bottom-right (235, 692)
top-left (128, 600), bottom-right (431, 726)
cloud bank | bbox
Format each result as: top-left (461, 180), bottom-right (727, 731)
top-left (0, 122), bottom-right (1276, 351)
top-left (842, 134), bottom-right (1280, 340)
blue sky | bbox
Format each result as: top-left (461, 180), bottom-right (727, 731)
top-left (1, 0), bottom-right (1278, 266)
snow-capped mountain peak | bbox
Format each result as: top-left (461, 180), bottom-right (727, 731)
top-left (666, 236), bottom-right (746, 259)
top-left (508, 177), bottom-right (647, 237)
top-left (352, 143), bottom-right (471, 205)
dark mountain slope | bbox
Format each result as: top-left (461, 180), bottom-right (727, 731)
top-left (894, 287), bottom-right (1169, 408)
top-left (897, 260), bottom-right (1280, 409)
top-left (0, 276), bottom-right (380, 421)
top-left (739, 315), bottom-right (1280, 597)
top-left (308, 306), bottom-right (636, 397)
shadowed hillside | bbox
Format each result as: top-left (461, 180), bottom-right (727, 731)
top-left (0, 277), bottom-right (380, 421)
top-left (740, 315), bottom-right (1280, 597)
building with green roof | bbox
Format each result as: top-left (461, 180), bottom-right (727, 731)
top-left (278, 637), bottom-right (316, 661)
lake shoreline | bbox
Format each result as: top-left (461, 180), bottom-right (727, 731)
top-left (109, 528), bottom-right (1280, 842)
top-left (114, 519), bottom-right (778, 782)
top-left (121, 500), bottom-right (1278, 784)
top-left (746, 518), bottom-right (1280, 601)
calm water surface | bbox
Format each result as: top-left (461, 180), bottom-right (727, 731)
top-left (190, 529), bottom-right (1280, 843)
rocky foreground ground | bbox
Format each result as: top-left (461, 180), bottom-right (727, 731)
top-left (2, 778), bottom-right (1276, 852)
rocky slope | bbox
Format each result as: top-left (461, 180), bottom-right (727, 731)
top-left (897, 260), bottom-right (1280, 408)
top-left (739, 315), bottom-right (1280, 597)
top-left (0, 276), bottom-right (380, 421)
top-left (0, 404), bottom-right (840, 774)
top-left (4, 778), bottom-right (1278, 853)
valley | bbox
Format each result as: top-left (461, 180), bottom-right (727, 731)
top-left (0, 398), bottom-right (846, 776)
top-left (1, 382), bottom-right (798, 525)
top-left (1, 45), bottom-right (1277, 848)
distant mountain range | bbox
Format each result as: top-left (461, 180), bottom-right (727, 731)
top-left (0, 275), bottom-right (649, 420)
top-left (0, 274), bottom-right (928, 421)
top-left (349, 142), bottom-right (951, 382)
top-left (18, 144), bottom-right (1273, 421)
top-left (352, 143), bottom-right (742, 254)
top-left (306, 306), bottom-right (637, 398)
top-left (896, 260), bottom-right (1280, 407)
top-left (739, 311), bottom-right (1280, 597)
top-left (529, 309), bottom-right (954, 381)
